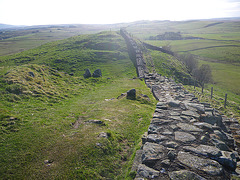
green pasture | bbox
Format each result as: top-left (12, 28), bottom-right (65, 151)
top-left (0, 31), bottom-right (157, 179)
top-left (0, 25), bottom-right (118, 56)
top-left (198, 60), bottom-right (240, 95)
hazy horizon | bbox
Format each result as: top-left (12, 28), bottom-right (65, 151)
top-left (1, 0), bottom-right (240, 26)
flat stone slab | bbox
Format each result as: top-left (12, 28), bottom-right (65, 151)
top-left (175, 131), bottom-right (196, 142)
top-left (169, 111), bottom-right (181, 116)
top-left (131, 150), bottom-right (143, 172)
top-left (137, 164), bottom-right (159, 179)
top-left (168, 100), bottom-right (180, 107)
top-left (142, 142), bottom-right (167, 163)
top-left (147, 134), bottom-right (168, 143)
top-left (181, 110), bottom-right (200, 119)
top-left (169, 116), bottom-right (182, 121)
top-left (194, 122), bottom-right (213, 132)
top-left (177, 123), bottom-right (203, 132)
top-left (184, 103), bottom-right (205, 114)
top-left (169, 170), bottom-right (206, 180)
top-left (183, 145), bottom-right (222, 157)
top-left (178, 151), bottom-right (223, 176)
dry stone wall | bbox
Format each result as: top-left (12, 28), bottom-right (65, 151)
top-left (120, 29), bottom-right (147, 78)
top-left (135, 74), bottom-right (240, 179)
top-left (120, 30), bottom-right (240, 179)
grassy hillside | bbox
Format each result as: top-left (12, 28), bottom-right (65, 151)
top-left (0, 24), bottom-right (127, 56)
top-left (0, 31), bottom-right (157, 179)
top-left (126, 20), bottom-right (240, 97)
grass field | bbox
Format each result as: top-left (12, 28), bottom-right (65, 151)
top-left (127, 20), bottom-right (240, 96)
top-left (0, 24), bottom-right (124, 56)
top-left (0, 31), bottom-right (157, 179)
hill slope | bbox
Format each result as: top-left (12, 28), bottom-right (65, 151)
top-left (0, 31), bottom-right (157, 179)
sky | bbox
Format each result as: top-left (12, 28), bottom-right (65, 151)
top-left (0, 0), bottom-right (240, 25)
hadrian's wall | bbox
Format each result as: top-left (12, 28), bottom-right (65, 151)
top-left (120, 29), bottom-right (240, 180)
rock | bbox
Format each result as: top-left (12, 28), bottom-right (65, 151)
top-left (213, 130), bottom-right (235, 148)
top-left (146, 134), bottom-right (168, 144)
top-left (92, 69), bottom-right (102, 77)
top-left (183, 145), bottom-right (222, 158)
top-left (181, 110), bottom-right (200, 119)
top-left (176, 123), bottom-right (203, 132)
top-left (117, 93), bottom-right (127, 99)
top-left (217, 151), bottom-right (237, 171)
top-left (131, 150), bottom-right (143, 172)
top-left (184, 103), bottom-right (205, 114)
top-left (165, 141), bottom-right (178, 149)
top-left (168, 100), bottom-right (180, 107)
top-left (214, 130), bottom-right (228, 141)
top-left (83, 68), bottom-right (91, 78)
top-left (156, 102), bottom-right (168, 110)
top-left (178, 151), bottom-right (223, 176)
top-left (211, 138), bottom-right (231, 151)
top-left (169, 116), bottom-right (182, 121)
top-left (193, 122), bottom-right (213, 132)
top-left (86, 120), bottom-right (104, 125)
top-left (175, 131), bottom-right (196, 143)
top-left (98, 132), bottom-right (108, 138)
top-left (28, 71), bottom-right (35, 77)
top-left (200, 114), bottom-right (223, 127)
top-left (151, 85), bottom-right (161, 101)
top-left (127, 89), bottom-right (136, 100)
top-left (161, 129), bottom-right (173, 135)
top-left (169, 111), bottom-right (181, 116)
top-left (169, 170), bottom-right (206, 180)
top-left (137, 164), bottom-right (159, 179)
top-left (167, 150), bottom-right (176, 161)
top-left (148, 124), bottom-right (161, 134)
top-left (142, 142), bottom-right (167, 164)
top-left (161, 159), bottom-right (171, 167)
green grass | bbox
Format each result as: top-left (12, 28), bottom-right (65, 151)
top-left (0, 24), bottom-right (123, 56)
top-left (198, 60), bottom-right (240, 95)
top-left (150, 50), bottom-right (190, 81)
top-left (0, 77), bottom-right (156, 179)
top-left (0, 31), bottom-right (157, 179)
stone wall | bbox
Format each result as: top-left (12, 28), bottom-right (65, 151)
top-left (134, 73), bottom-right (240, 179)
top-left (121, 29), bottom-right (240, 179)
top-left (120, 29), bottom-right (147, 78)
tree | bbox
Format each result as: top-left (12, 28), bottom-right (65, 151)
top-left (193, 64), bottom-right (212, 93)
top-left (178, 53), bottom-right (198, 74)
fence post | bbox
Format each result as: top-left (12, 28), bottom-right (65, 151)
top-left (211, 87), bottom-right (213, 99)
top-left (224, 93), bottom-right (228, 108)
top-left (194, 80), bottom-right (196, 89)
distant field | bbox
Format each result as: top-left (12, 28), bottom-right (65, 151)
top-left (199, 60), bottom-right (240, 95)
top-left (126, 19), bottom-right (240, 99)
top-left (0, 24), bottom-right (121, 56)
top-left (146, 39), bottom-right (240, 63)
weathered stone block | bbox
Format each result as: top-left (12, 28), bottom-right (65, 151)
top-left (137, 164), bottom-right (159, 179)
top-left (127, 89), bottom-right (136, 100)
top-left (92, 69), bottom-right (102, 77)
top-left (83, 68), bottom-right (91, 78)
top-left (178, 151), bottom-right (223, 176)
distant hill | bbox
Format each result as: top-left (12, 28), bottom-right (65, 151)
top-left (0, 23), bottom-right (26, 30)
